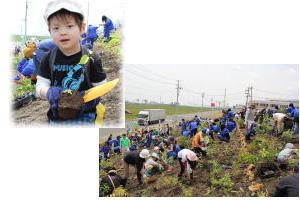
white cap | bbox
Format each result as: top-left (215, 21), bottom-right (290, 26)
top-left (44, 0), bottom-right (84, 22)
top-left (139, 149), bottom-right (150, 158)
top-left (285, 143), bottom-right (294, 149)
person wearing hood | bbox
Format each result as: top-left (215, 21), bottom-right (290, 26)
top-left (177, 148), bottom-right (198, 180)
top-left (277, 143), bottom-right (297, 169)
top-left (123, 149), bottom-right (150, 184)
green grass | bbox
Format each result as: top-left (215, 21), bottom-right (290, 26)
top-left (125, 103), bottom-right (212, 120)
top-left (11, 34), bottom-right (50, 43)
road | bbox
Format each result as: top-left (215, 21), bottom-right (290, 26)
top-left (99, 110), bottom-right (220, 142)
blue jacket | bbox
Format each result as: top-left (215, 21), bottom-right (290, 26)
top-left (112, 139), bottom-right (120, 147)
top-left (221, 115), bottom-right (228, 125)
top-left (220, 128), bottom-right (230, 138)
top-left (181, 123), bottom-right (187, 132)
top-left (226, 121), bottom-right (236, 132)
top-left (35, 39), bottom-right (56, 63)
top-left (210, 125), bottom-right (220, 133)
top-left (228, 111), bottom-right (235, 120)
top-left (87, 26), bottom-right (98, 39)
top-left (99, 146), bottom-right (110, 158)
top-left (182, 131), bottom-right (191, 137)
top-left (104, 18), bottom-right (114, 38)
top-left (217, 128), bottom-right (230, 142)
top-left (286, 106), bottom-right (295, 114)
top-left (16, 58), bottom-right (29, 73)
top-left (291, 109), bottom-right (299, 118)
top-left (189, 121), bottom-right (198, 130)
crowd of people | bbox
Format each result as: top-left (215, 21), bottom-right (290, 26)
top-left (99, 105), bottom-right (298, 197)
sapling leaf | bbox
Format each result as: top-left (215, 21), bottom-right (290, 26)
top-left (78, 55), bottom-right (89, 65)
top-left (62, 89), bottom-right (73, 95)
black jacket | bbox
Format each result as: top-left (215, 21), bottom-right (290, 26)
top-left (273, 174), bottom-right (299, 197)
top-left (124, 151), bottom-right (145, 182)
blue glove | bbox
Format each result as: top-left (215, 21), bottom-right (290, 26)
top-left (79, 90), bottom-right (101, 112)
top-left (81, 97), bottom-right (101, 112)
top-left (46, 87), bottom-right (63, 118)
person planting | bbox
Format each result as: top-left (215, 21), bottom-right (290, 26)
top-left (36, 0), bottom-right (107, 126)
top-left (123, 149), bottom-right (150, 185)
top-left (177, 148), bottom-right (198, 180)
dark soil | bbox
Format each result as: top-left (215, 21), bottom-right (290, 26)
top-left (57, 90), bottom-right (83, 119)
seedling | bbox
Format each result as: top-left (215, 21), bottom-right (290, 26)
top-left (62, 89), bottom-right (73, 95)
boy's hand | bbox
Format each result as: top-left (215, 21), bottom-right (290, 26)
top-left (46, 87), bottom-right (63, 118)
top-left (80, 90), bottom-right (101, 112)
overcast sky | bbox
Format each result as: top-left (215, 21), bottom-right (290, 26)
top-left (125, 64), bottom-right (299, 107)
top-left (11, 0), bottom-right (123, 36)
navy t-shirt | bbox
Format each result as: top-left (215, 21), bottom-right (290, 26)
top-left (38, 48), bottom-right (106, 91)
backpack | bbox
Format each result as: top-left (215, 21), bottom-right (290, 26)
top-left (48, 45), bottom-right (93, 89)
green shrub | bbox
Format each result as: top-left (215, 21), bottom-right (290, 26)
top-left (177, 136), bottom-right (192, 149)
top-left (182, 187), bottom-right (193, 197)
top-left (237, 118), bottom-right (245, 128)
top-left (12, 78), bottom-right (35, 98)
top-left (238, 151), bottom-right (258, 165)
top-left (258, 148), bottom-right (277, 163)
top-left (99, 159), bottom-right (114, 169)
top-left (281, 130), bottom-right (297, 143)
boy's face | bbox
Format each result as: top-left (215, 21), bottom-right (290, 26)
top-left (49, 15), bottom-right (85, 54)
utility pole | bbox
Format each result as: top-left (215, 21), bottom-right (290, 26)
top-left (176, 80), bottom-right (182, 105)
top-left (223, 88), bottom-right (226, 108)
top-left (24, 0), bottom-right (28, 43)
top-left (245, 87), bottom-right (250, 108)
top-left (249, 86), bottom-right (253, 105)
top-left (201, 93), bottom-right (205, 108)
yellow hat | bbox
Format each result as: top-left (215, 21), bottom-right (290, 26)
top-left (22, 43), bottom-right (37, 58)
top-left (22, 47), bottom-right (34, 58)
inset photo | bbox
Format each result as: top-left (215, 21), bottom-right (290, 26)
top-left (99, 65), bottom-right (299, 197)
top-left (11, 0), bottom-right (123, 127)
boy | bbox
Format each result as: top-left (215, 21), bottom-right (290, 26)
top-left (36, 0), bottom-right (106, 126)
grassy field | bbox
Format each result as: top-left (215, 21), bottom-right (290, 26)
top-left (11, 35), bottom-right (50, 43)
top-left (125, 103), bottom-right (212, 120)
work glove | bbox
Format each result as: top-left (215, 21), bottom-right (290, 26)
top-left (79, 91), bottom-right (101, 113)
top-left (46, 86), bottom-right (63, 118)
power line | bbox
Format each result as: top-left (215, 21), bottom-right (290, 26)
top-left (129, 65), bottom-right (176, 83)
top-left (125, 68), bottom-right (175, 86)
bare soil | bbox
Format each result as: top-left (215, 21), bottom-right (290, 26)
top-left (12, 42), bottom-right (122, 127)
top-left (102, 126), bottom-right (298, 197)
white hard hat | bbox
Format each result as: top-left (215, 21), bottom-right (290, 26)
top-left (44, 0), bottom-right (84, 22)
top-left (139, 149), bottom-right (150, 158)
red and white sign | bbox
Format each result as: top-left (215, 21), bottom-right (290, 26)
top-left (211, 103), bottom-right (215, 107)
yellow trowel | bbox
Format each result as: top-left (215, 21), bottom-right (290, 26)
top-left (83, 78), bottom-right (119, 103)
